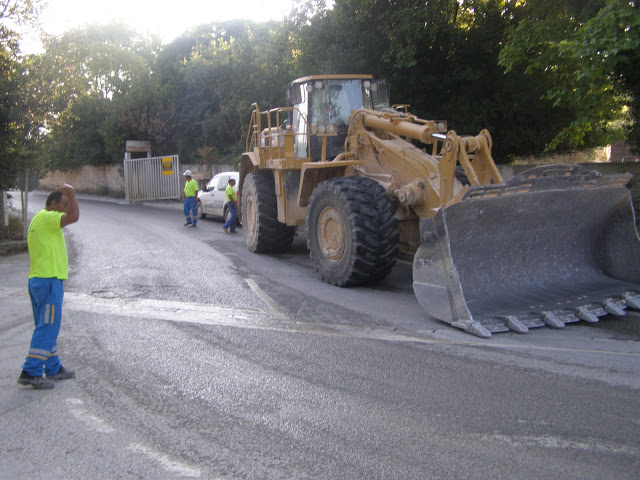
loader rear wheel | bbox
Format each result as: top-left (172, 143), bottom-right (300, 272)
top-left (307, 177), bottom-right (398, 286)
top-left (242, 170), bottom-right (295, 253)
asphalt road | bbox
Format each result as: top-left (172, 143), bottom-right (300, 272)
top-left (1, 192), bottom-right (639, 479)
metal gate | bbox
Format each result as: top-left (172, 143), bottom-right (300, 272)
top-left (124, 155), bottom-right (181, 201)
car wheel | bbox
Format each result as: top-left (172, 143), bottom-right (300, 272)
top-left (197, 202), bottom-right (206, 219)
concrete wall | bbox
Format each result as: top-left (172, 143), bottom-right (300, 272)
top-left (37, 163), bottom-right (237, 197)
top-left (39, 165), bottom-right (125, 196)
top-left (609, 142), bottom-right (639, 162)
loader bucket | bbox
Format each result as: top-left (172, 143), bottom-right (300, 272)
top-left (413, 165), bottom-right (640, 337)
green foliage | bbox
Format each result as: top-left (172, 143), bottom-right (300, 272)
top-left (34, 24), bottom-right (160, 169)
top-left (0, 31), bottom-right (21, 189)
top-left (2, 0), bottom-right (638, 176)
top-left (0, 209), bottom-right (25, 241)
top-left (500, 0), bottom-right (639, 151)
top-left (0, 0), bottom-right (44, 26)
top-left (171, 20), bottom-right (296, 163)
top-left (289, 0), bottom-right (574, 158)
top-left (0, 24), bottom-right (48, 189)
top-left (46, 95), bottom-right (112, 169)
top-left (0, 0), bottom-right (46, 189)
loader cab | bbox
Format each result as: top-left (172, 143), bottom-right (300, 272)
top-left (287, 75), bottom-right (390, 161)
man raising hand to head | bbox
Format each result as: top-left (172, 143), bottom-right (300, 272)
top-left (18, 184), bottom-right (79, 389)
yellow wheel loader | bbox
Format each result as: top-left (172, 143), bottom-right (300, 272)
top-left (239, 74), bottom-right (640, 337)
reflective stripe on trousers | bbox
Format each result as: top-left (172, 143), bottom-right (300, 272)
top-left (22, 277), bottom-right (64, 376)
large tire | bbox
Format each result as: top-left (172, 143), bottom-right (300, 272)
top-left (306, 176), bottom-right (398, 286)
top-left (242, 170), bottom-right (295, 253)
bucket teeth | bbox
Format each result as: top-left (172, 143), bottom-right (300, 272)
top-left (452, 320), bottom-right (492, 338)
top-left (576, 307), bottom-right (599, 323)
top-left (623, 292), bottom-right (640, 310)
top-left (505, 316), bottom-right (529, 333)
top-left (542, 312), bottom-right (565, 329)
top-left (603, 299), bottom-right (626, 316)
top-left (476, 294), bottom-right (636, 336)
top-left (469, 322), bottom-right (492, 338)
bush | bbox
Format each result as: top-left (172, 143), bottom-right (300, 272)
top-left (0, 214), bottom-right (25, 241)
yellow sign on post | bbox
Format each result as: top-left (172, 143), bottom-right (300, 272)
top-left (161, 157), bottom-right (173, 175)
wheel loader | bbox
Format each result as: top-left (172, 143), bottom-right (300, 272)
top-left (238, 74), bottom-right (640, 337)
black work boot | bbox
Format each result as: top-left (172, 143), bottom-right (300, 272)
top-left (17, 370), bottom-right (54, 389)
top-left (46, 366), bottom-right (76, 381)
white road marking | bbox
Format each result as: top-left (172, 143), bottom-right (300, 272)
top-left (66, 398), bottom-right (202, 477)
top-left (66, 398), bottom-right (115, 434)
top-left (245, 277), bottom-right (287, 315)
top-left (128, 443), bottom-right (202, 478)
top-left (64, 292), bottom-right (286, 327)
top-left (484, 433), bottom-right (639, 456)
top-left (61, 292), bottom-right (640, 359)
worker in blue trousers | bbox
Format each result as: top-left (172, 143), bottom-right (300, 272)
top-left (18, 184), bottom-right (79, 390)
top-left (222, 177), bottom-right (238, 234)
top-left (182, 170), bottom-right (199, 227)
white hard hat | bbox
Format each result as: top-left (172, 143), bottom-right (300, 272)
top-left (183, 170), bottom-right (192, 177)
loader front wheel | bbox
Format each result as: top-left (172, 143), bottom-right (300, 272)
top-left (307, 177), bottom-right (398, 286)
top-left (242, 170), bottom-right (295, 253)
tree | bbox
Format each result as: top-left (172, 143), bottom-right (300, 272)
top-left (9, 0), bottom-right (630, 182)
top-left (172, 20), bottom-right (296, 164)
top-left (500, 0), bottom-right (639, 151)
top-left (0, 27), bottom-right (22, 190)
top-left (0, 0), bottom-right (46, 189)
top-left (37, 23), bottom-right (160, 169)
top-left (434, 0), bottom-right (576, 158)
top-left (0, 0), bottom-right (44, 26)
top-left (289, 0), bottom-right (570, 159)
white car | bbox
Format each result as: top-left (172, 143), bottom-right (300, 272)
top-left (197, 171), bottom-right (239, 223)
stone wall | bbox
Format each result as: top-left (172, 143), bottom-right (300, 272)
top-left (609, 141), bottom-right (639, 162)
top-left (37, 163), bottom-right (238, 197)
top-left (39, 165), bottom-right (125, 196)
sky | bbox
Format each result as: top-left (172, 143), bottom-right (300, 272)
top-left (21, 0), bottom-right (299, 52)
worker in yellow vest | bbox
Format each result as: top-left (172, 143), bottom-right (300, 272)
top-left (222, 178), bottom-right (238, 233)
top-left (18, 185), bottom-right (79, 389)
top-left (182, 170), bottom-right (199, 227)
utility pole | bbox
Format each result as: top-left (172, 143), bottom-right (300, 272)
top-left (1, 190), bottom-right (7, 228)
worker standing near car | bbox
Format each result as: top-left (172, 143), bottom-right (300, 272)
top-left (222, 178), bottom-right (238, 234)
top-left (182, 170), bottom-right (198, 227)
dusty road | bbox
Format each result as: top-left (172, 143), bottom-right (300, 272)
top-left (1, 192), bottom-right (638, 479)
